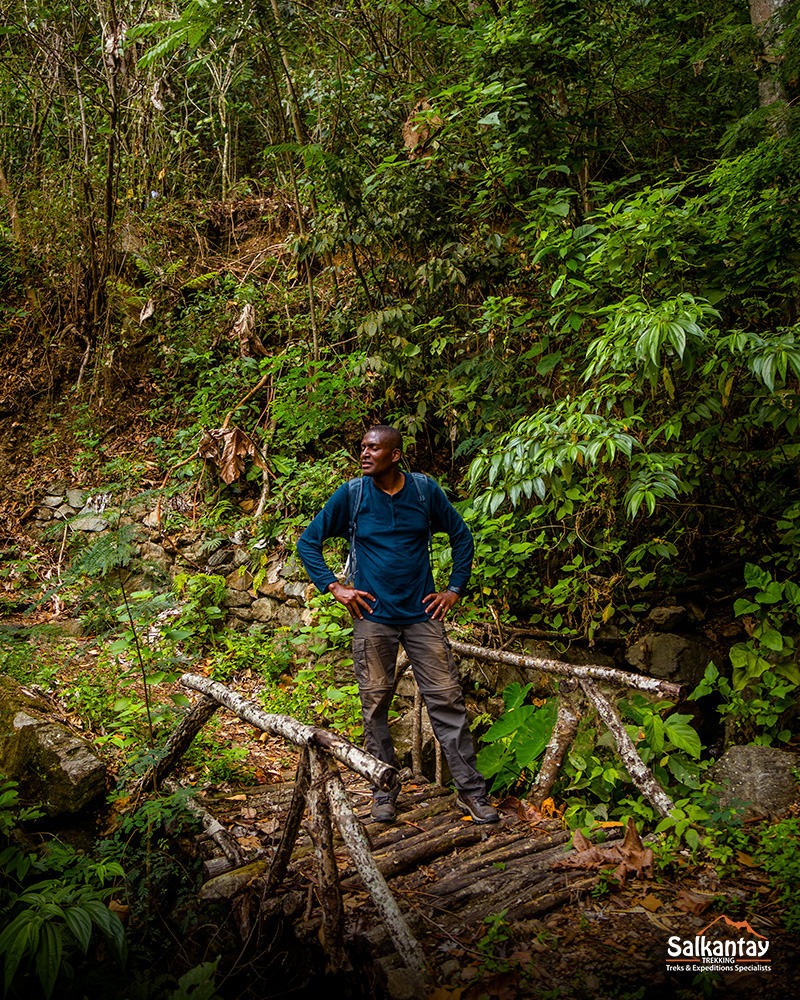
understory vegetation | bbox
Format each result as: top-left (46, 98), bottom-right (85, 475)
top-left (2, 0), bottom-right (800, 996)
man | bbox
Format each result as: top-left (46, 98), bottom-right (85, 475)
top-left (296, 425), bottom-right (499, 824)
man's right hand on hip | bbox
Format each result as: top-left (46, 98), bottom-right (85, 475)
top-left (328, 581), bottom-right (376, 618)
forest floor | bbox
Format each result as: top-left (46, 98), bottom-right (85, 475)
top-left (11, 623), bottom-right (798, 1000)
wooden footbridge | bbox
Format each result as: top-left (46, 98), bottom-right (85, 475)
top-left (134, 642), bottom-right (682, 997)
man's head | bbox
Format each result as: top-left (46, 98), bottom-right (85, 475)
top-left (361, 425), bottom-right (402, 479)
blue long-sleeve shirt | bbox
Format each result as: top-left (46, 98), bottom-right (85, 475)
top-left (296, 473), bottom-right (474, 624)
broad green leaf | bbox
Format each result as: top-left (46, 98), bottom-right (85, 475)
top-left (36, 922), bottom-right (63, 1000)
top-left (664, 715), bottom-right (701, 758)
top-left (483, 704), bottom-right (535, 741)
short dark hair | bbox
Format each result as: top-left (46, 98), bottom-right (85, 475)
top-left (367, 424), bottom-right (403, 452)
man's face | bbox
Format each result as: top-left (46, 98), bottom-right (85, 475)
top-left (360, 430), bottom-right (400, 478)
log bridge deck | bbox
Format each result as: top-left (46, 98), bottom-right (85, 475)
top-left (196, 770), bottom-right (596, 984)
top-left (139, 657), bottom-right (659, 996)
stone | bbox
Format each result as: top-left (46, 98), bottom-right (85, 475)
top-left (708, 745), bottom-right (799, 820)
top-left (67, 488), bottom-right (87, 507)
top-left (71, 508), bottom-right (109, 532)
top-left (0, 676), bottom-right (106, 815)
top-left (42, 495), bottom-right (64, 508)
top-left (383, 967), bottom-right (427, 1000)
top-left (228, 606), bottom-right (254, 621)
top-left (225, 567), bottom-right (253, 592)
top-left (207, 548), bottom-right (234, 568)
top-left (272, 604), bottom-right (312, 628)
top-left (183, 539), bottom-right (209, 562)
top-left (646, 605), bottom-right (688, 631)
top-left (625, 633), bottom-right (712, 687)
top-left (278, 554), bottom-right (303, 581)
top-left (140, 541), bottom-right (172, 572)
top-left (252, 597), bottom-right (279, 621)
top-left (143, 509), bottom-right (161, 528)
top-left (223, 589), bottom-right (253, 608)
top-left (233, 545), bottom-right (250, 568)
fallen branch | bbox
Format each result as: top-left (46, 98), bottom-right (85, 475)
top-left (265, 747), bottom-right (310, 894)
top-left (449, 639), bottom-right (683, 700)
top-left (307, 748), bottom-right (345, 971)
top-left (163, 779), bottom-right (246, 869)
top-left (579, 678), bottom-right (676, 817)
top-left (180, 672), bottom-right (399, 791)
top-left (133, 694), bottom-right (221, 798)
top-left (324, 757), bottom-right (427, 972)
top-left (529, 681), bottom-right (583, 808)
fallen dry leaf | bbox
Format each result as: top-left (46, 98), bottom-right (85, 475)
top-left (551, 817), bottom-right (653, 883)
top-left (640, 893), bottom-right (663, 912)
top-left (675, 888), bottom-right (715, 916)
top-left (498, 796), bottom-right (543, 823)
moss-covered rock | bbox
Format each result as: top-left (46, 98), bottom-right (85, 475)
top-left (0, 675), bottom-right (106, 815)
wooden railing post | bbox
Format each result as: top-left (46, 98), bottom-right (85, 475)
top-left (265, 746), bottom-right (310, 894)
top-left (307, 747), bottom-right (346, 971)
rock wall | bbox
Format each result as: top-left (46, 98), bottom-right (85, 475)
top-left (25, 486), bottom-right (313, 633)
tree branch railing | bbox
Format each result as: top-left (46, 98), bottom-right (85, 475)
top-left (448, 638), bottom-right (683, 818)
top-left (177, 672), bottom-right (426, 974)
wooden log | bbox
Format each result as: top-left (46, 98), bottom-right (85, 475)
top-left (323, 758), bottom-right (427, 973)
top-left (306, 748), bottom-right (345, 971)
top-left (344, 824), bottom-right (486, 888)
top-left (530, 683), bottom-right (582, 808)
top-left (265, 747), bottom-right (310, 894)
top-left (412, 687), bottom-right (423, 776)
top-left (423, 840), bottom-right (575, 907)
top-left (163, 779), bottom-right (247, 869)
top-left (199, 859), bottom-right (269, 901)
top-left (180, 672), bottom-right (398, 790)
top-left (133, 694), bottom-right (221, 797)
top-left (449, 639), bottom-right (683, 700)
top-left (579, 678), bottom-right (676, 818)
top-left (424, 830), bottom-right (572, 894)
top-left (507, 875), bottom-right (598, 921)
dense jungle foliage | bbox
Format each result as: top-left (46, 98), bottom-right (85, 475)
top-left (1, 0), bottom-right (800, 997)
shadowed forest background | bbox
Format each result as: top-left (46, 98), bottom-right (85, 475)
top-left (1, 0), bottom-right (800, 998)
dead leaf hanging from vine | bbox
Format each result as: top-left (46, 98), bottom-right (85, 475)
top-left (231, 303), bottom-right (266, 357)
top-left (197, 427), bottom-right (266, 485)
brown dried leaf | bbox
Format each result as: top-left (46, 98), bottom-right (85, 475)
top-left (553, 818), bottom-right (653, 883)
top-left (231, 303), bottom-right (266, 357)
top-left (498, 796), bottom-right (543, 823)
top-left (640, 892), bottom-right (663, 912)
top-left (196, 426), bottom-right (266, 483)
top-left (675, 889), bottom-right (714, 916)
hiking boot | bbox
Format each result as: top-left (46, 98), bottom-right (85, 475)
top-left (371, 792), bottom-right (397, 823)
top-left (456, 794), bottom-right (500, 825)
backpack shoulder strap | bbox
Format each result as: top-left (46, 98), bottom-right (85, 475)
top-left (408, 472), bottom-right (433, 549)
top-left (343, 477), bottom-right (364, 584)
top-left (346, 476), bottom-right (364, 541)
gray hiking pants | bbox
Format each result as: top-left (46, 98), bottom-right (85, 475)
top-left (351, 617), bottom-right (487, 798)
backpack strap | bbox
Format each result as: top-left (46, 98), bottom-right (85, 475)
top-left (408, 472), bottom-right (433, 556)
top-left (343, 476), bottom-right (363, 583)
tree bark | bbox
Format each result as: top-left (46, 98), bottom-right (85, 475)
top-left (579, 679), bottom-right (676, 818)
top-left (449, 639), bottom-right (683, 700)
top-left (306, 748), bottom-right (346, 971)
top-left (529, 682), bottom-right (583, 808)
top-left (265, 746), bottom-right (311, 894)
top-left (180, 672), bottom-right (399, 791)
top-left (163, 778), bottom-right (247, 869)
top-left (324, 757), bottom-right (427, 972)
top-left (133, 695), bottom-right (221, 797)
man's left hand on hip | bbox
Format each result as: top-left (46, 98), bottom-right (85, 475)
top-left (422, 590), bottom-right (460, 621)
